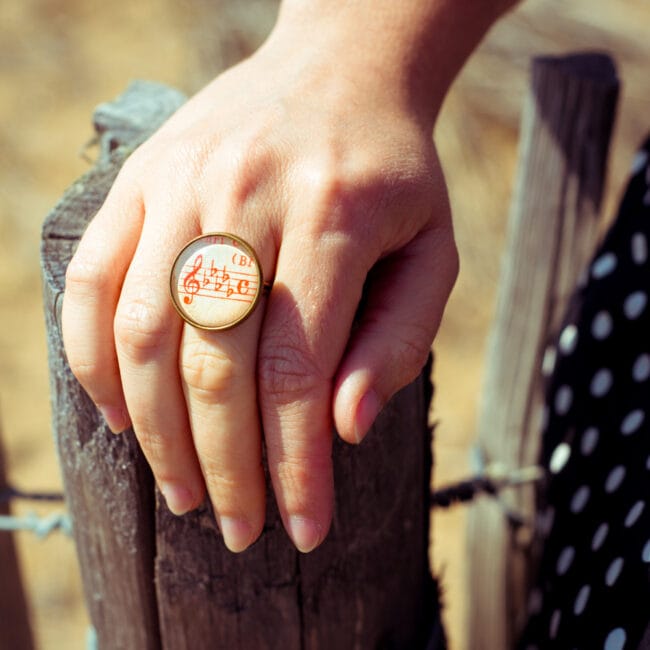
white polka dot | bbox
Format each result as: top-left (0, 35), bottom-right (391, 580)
top-left (592, 522), bottom-right (609, 551)
top-left (581, 427), bottom-right (599, 455)
top-left (642, 540), bottom-right (650, 563)
top-left (573, 584), bottom-right (590, 615)
top-left (591, 252), bottom-right (617, 279)
top-left (591, 311), bottom-right (613, 340)
top-left (631, 150), bottom-right (648, 174)
top-left (556, 546), bottom-right (575, 575)
top-left (605, 557), bottom-right (624, 587)
top-left (633, 354), bottom-right (650, 382)
top-left (621, 409), bottom-right (644, 435)
top-left (571, 485), bottom-right (590, 513)
top-left (554, 385), bottom-right (573, 416)
top-left (605, 466), bottom-right (626, 493)
top-left (549, 442), bottom-right (571, 474)
top-left (624, 500), bottom-right (645, 528)
top-left (527, 587), bottom-right (543, 615)
top-left (558, 324), bottom-right (579, 355)
top-left (549, 609), bottom-right (561, 639)
top-left (604, 627), bottom-right (626, 650)
top-left (542, 345), bottom-right (557, 377)
top-left (646, 455), bottom-right (650, 471)
top-left (632, 232), bottom-right (648, 265)
top-left (624, 290), bottom-right (647, 320)
top-left (590, 368), bottom-right (613, 397)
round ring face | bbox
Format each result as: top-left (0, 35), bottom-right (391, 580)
top-left (170, 233), bottom-right (264, 330)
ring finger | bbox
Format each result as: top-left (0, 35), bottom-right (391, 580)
top-left (176, 230), bottom-right (274, 552)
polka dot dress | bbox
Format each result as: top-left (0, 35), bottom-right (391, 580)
top-left (517, 137), bottom-right (650, 650)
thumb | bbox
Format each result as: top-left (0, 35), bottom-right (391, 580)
top-left (333, 223), bottom-right (458, 444)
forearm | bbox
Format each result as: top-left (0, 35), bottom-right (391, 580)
top-left (269, 0), bottom-right (519, 124)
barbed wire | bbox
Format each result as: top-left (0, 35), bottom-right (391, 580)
top-left (430, 463), bottom-right (544, 508)
top-left (0, 482), bottom-right (69, 538)
top-left (0, 511), bottom-right (72, 538)
top-left (0, 485), bottom-right (65, 504)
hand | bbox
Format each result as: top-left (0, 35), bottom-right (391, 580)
top-left (61, 13), bottom-right (459, 553)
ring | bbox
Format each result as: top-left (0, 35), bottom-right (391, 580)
top-left (170, 232), bottom-right (270, 331)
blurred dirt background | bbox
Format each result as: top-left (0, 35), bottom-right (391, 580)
top-left (1, 0), bottom-right (648, 648)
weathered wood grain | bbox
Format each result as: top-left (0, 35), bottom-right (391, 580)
top-left (41, 81), bottom-right (442, 649)
top-left (155, 360), bottom-right (440, 650)
top-left (41, 81), bottom-right (185, 650)
top-left (466, 53), bottom-right (619, 650)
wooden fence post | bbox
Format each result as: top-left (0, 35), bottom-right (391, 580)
top-left (41, 81), bottom-right (443, 649)
top-left (0, 422), bottom-right (34, 650)
top-left (466, 54), bottom-right (619, 649)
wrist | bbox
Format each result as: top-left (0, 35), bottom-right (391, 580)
top-left (267, 0), bottom-right (517, 124)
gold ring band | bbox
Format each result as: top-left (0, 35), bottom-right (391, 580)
top-left (170, 232), bottom-right (270, 331)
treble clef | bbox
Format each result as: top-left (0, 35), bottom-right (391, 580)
top-left (182, 254), bottom-right (203, 304)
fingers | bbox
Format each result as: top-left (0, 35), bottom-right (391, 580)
top-left (259, 229), bottom-right (370, 552)
top-left (114, 202), bottom-right (206, 517)
top-left (180, 316), bottom-right (266, 552)
top-left (333, 223), bottom-right (459, 444)
top-left (62, 175), bottom-right (144, 433)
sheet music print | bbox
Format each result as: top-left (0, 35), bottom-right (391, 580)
top-left (178, 244), bottom-right (259, 306)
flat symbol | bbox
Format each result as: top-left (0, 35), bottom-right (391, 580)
top-left (170, 233), bottom-right (264, 330)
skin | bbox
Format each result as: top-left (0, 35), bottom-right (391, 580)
top-left (62, 0), bottom-right (517, 553)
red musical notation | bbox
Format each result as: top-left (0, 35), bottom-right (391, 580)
top-left (179, 255), bottom-right (258, 305)
top-left (182, 255), bottom-right (203, 304)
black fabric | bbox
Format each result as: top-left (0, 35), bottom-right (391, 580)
top-left (517, 137), bottom-right (650, 650)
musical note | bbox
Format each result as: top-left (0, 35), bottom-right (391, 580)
top-left (214, 265), bottom-right (232, 297)
top-left (182, 254), bottom-right (203, 304)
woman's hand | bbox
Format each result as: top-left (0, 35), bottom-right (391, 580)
top-left (61, 0), bottom-right (512, 553)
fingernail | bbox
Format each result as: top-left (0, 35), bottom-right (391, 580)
top-left (160, 482), bottom-right (195, 516)
top-left (220, 516), bottom-right (253, 553)
top-left (354, 389), bottom-right (382, 444)
top-left (98, 405), bottom-right (131, 434)
top-left (288, 515), bottom-right (322, 553)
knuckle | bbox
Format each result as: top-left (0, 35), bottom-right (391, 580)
top-left (201, 463), bottom-right (240, 505)
top-left (303, 163), bottom-right (354, 230)
top-left (272, 452), bottom-right (331, 509)
top-left (274, 457), bottom-right (309, 496)
top-left (395, 326), bottom-right (433, 383)
top-left (258, 340), bottom-right (323, 406)
top-left (298, 155), bottom-right (386, 245)
top-left (121, 141), bottom-right (157, 175)
top-left (65, 250), bottom-right (112, 297)
top-left (202, 463), bottom-right (238, 491)
top-left (220, 138), bottom-right (279, 205)
top-left (114, 296), bottom-right (170, 361)
top-left (135, 427), bottom-right (167, 469)
top-left (67, 357), bottom-right (101, 388)
top-left (180, 343), bottom-right (239, 398)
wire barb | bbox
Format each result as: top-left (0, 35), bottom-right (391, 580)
top-left (430, 461), bottom-right (544, 509)
top-left (0, 512), bottom-right (72, 538)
